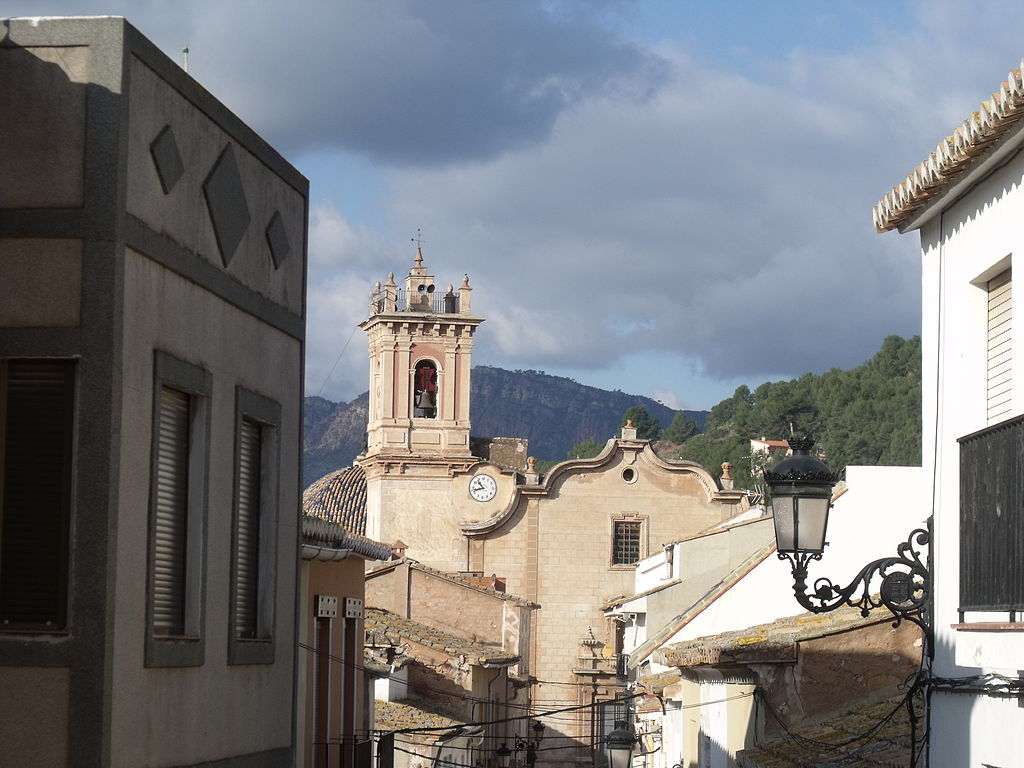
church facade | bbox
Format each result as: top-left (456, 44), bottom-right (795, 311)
top-left (311, 248), bottom-right (750, 764)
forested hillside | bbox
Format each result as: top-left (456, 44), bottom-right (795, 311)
top-left (303, 367), bottom-right (707, 488)
top-left (675, 335), bottom-right (921, 489)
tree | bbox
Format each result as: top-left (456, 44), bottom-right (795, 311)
top-left (620, 406), bottom-right (661, 440)
top-left (567, 437), bottom-right (604, 460)
top-left (663, 412), bottom-right (700, 444)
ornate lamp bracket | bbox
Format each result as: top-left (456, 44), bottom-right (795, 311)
top-left (779, 522), bottom-right (932, 650)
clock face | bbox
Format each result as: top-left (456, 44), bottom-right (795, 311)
top-left (469, 473), bottom-right (498, 502)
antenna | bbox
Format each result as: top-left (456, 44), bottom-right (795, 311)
top-left (181, 46), bottom-right (189, 73)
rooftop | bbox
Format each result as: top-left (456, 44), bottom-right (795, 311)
top-left (303, 464), bottom-right (367, 535)
top-left (737, 693), bottom-right (911, 768)
top-left (655, 604), bottom-right (896, 668)
top-left (873, 59), bottom-right (1024, 233)
top-left (365, 607), bottom-right (519, 665)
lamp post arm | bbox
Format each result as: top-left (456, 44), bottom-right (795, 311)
top-left (782, 526), bottom-right (931, 643)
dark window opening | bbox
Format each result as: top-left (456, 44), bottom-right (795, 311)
top-left (0, 359), bottom-right (75, 630)
top-left (413, 361), bottom-right (438, 419)
top-left (612, 521), bottom-right (642, 565)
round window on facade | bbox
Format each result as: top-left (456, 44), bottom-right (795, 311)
top-left (621, 467), bottom-right (637, 484)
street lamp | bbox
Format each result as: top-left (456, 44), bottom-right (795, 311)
top-left (496, 721), bottom-right (544, 768)
top-left (604, 721), bottom-right (636, 768)
top-left (763, 437), bottom-right (932, 646)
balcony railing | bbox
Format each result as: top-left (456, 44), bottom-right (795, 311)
top-left (958, 414), bottom-right (1024, 614)
top-left (370, 287), bottom-right (460, 315)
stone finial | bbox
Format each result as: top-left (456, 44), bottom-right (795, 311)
top-left (527, 456), bottom-right (537, 472)
top-left (621, 420), bottom-right (638, 441)
top-left (721, 462), bottom-right (734, 490)
top-left (458, 274), bottom-right (473, 314)
top-left (448, 283), bottom-right (454, 293)
top-left (626, 419), bottom-right (634, 428)
top-left (374, 280), bottom-right (382, 291)
top-left (386, 272), bottom-right (396, 286)
top-left (414, 246), bottom-right (424, 270)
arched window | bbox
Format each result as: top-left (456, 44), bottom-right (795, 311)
top-left (413, 360), bottom-right (438, 419)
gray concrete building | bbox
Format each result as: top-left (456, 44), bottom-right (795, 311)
top-left (0, 17), bottom-right (308, 767)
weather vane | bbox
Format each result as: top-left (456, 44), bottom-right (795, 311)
top-left (411, 228), bottom-right (426, 249)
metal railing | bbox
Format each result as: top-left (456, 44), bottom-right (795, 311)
top-left (959, 413), bottom-right (1024, 614)
top-left (370, 287), bottom-right (460, 314)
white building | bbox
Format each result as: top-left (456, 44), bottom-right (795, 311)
top-left (874, 59), bottom-right (1024, 768)
top-left (612, 466), bottom-right (923, 768)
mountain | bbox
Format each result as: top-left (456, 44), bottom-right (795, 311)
top-left (675, 335), bottom-right (922, 490)
top-left (303, 366), bottom-right (708, 489)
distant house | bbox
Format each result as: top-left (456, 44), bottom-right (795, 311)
top-left (874, 57), bottom-right (1024, 768)
top-left (299, 518), bottom-right (392, 768)
top-left (0, 16), bottom-right (308, 767)
top-left (365, 607), bottom-right (522, 768)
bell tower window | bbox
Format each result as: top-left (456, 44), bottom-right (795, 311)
top-left (413, 360), bottom-right (438, 419)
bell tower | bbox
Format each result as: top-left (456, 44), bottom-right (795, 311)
top-left (358, 246), bottom-right (486, 567)
top-left (360, 246), bottom-right (482, 458)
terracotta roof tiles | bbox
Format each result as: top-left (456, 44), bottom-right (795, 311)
top-left (874, 60), bottom-right (1024, 233)
top-left (303, 464), bottom-right (367, 534)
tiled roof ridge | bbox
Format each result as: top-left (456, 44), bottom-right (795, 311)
top-left (657, 602), bottom-right (897, 668)
top-left (626, 541), bottom-right (777, 666)
top-left (364, 606), bottom-right (519, 663)
top-left (602, 577), bottom-right (683, 610)
top-left (404, 560), bottom-right (539, 607)
top-left (301, 516), bottom-right (392, 560)
top-left (874, 59), bottom-right (1024, 232)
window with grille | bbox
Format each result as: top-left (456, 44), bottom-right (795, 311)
top-left (229, 388), bottom-right (280, 665)
top-left (612, 521), bottom-right (642, 565)
top-left (0, 359), bottom-right (74, 631)
top-left (146, 352), bottom-right (210, 667)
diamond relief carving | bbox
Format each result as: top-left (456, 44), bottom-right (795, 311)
top-left (202, 144), bottom-right (251, 267)
top-left (150, 125), bottom-right (184, 194)
top-left (265, 211), bottom-right (290, 269)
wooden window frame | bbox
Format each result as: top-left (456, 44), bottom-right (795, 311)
top-left (145, 351), bottom-right (211, 668)
top-left (610, 515), bottom-right (647, 568)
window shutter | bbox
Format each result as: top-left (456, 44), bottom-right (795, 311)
top-left (153, 387), bottom-right (190, 636)
top-left (234, 417), bottom-right (261, 638)
top-left (0, 360), bottom-right (73, 627)
top-left (987, 270), bottom-right (1012, 425)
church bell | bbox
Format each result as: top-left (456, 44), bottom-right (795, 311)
top-left (418, 390), bottom-right (435, 410)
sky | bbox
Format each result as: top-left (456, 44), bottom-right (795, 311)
top-left (6, 1), bottom-right (1024, 409)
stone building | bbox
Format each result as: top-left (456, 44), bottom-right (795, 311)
top-left (310, 249), bottom-right (749, 766)
top-left (0, 17), bottom-right (307, 767)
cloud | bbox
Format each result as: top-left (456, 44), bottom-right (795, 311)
top-left (8, 0), bottom-right (1024, 405)
top-left (22, 0), bottom-right (661, 165)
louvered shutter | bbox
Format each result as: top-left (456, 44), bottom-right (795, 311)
top-left (234, 417), bottom-right (261, 638)
top-left (987, 271), bottom-right (1012, 425)
top-left (153, 387), bottom-right (189, 636)
top-left (0, 360), bottom-right (73, 627)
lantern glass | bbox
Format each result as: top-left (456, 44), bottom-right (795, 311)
top-left (604, 725), bottom-right (634, 768)
top-left (771, 493), bottom-right (796, 551)
top-left (793, 490), bottom-right (831, 553)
